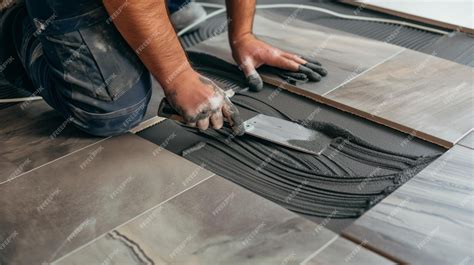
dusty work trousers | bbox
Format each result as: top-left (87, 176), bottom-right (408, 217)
top-left (2, 0), bottom-right (153, 136)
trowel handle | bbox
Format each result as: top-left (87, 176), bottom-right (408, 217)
top-left (157, 98), bottom-right (186, 123)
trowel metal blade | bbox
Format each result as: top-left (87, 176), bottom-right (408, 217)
top-left (242, 114), bottom-right (324, 155)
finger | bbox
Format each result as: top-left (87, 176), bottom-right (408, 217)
top-left (298, 65), bottom-right (322, 81)
top-left (283, 53), bottom-right (306, 65)
top-left (197, 118), bottom-right (210, 131)
top-left (240, 58), bottom-right (263, 92)
top-left (281, 71), bottom-right (307, 81)
top-left (302, 56), bottom-right (322, 66)
top-left (222, 98), bottom-right (244, 135)
top-left (304, 62), bottom-right (328, 76)
top-left (210, 110), bottom-right (224, 129)
top-left (270, 56), bottom-right (300, 72)
top-left (191, 108), bottom-right (212, 123)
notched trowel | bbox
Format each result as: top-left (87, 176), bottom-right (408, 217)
top-left (158, 91), bottom-right (327, 155)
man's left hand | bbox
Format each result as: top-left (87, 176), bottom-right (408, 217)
top-left (230, 34), bottom-right (327, 91)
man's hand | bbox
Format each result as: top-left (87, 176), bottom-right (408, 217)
top-left (164, 68), bottom-right (243, 133)
top-left (231, 34), bottom-right (327, 91)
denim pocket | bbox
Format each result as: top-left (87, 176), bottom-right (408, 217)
top-left (39, 8), bottom-right (144, 102)
top-left (66, 88), bottom-right (151, 136)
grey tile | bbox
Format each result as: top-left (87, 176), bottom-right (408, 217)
top-left (0, 100), bottom-right (100, 183)
top-left (343, 145), bottom-right (474, 264)
top-left (0, 134), bottom-right (214, 264)
top-left (307, 237), bottom-right (395, 265)
top-left (0, 154), bottom-right (18, 182)
top-left (326, 49), bottom-right (474, 148)
top-left (54, 176), bottom-right (340, 265)
top-left (189, 10), bottom-right (404, 95)
top-left (0, 76), bottom-right (165, 185)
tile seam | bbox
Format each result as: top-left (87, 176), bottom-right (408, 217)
top-left (457, 143), bottom-right (474, 150)
top-left (299, 235), bottom-right (339, 265)
top-left (2, 110), bottom-right (165, 187)
top-left (453, 128), bottom-right (473, 147)
top-left (322, 47), bottom-right (406, 96)
top-left (0, 137), bottom-right (111, 186)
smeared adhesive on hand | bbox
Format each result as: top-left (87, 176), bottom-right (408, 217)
top-left (247, 70), bottom-right (263, 92)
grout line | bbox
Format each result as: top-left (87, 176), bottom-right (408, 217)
top-left (322, 48), bottom-right (406, 96)
top-left (453, 128), bottom-right (473, 146)
top-left (0, 137), bottom-right (111, 186)
top-left (299, 235), bottom-right (339, 265)
top-left (52, 173), bottom-right (216, 264)
top-left (457, 143), bottom-right (474, 151)
top-left (1, 114), bottom-right (166, 187)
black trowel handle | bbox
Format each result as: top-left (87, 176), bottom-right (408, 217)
top-left (158, 98), bottom-right (186, 123)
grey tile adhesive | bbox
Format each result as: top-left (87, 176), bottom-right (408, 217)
top-left (138, 52), bottom-right (444, 229)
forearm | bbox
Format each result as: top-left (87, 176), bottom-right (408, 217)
top-left (103, 0), bottom-right (191, 93)
top-left (225, 0), bottom-right (256, 46)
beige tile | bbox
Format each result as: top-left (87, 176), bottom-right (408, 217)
top-left (0, 134), bottom-right (214, 264)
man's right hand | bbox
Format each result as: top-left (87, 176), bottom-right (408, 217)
top-left (164, 68), bottom-right (243, 134)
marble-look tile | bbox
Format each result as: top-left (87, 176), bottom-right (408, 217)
top-left (54, 176), bottom-right (342, 265)
top-left (189, 10), bottom-right (404, 95)
top-left (307, 237), bottom-right (395, 265)
top-left (458, 131), bottom-right (474, 149)
top-left (0, 100), bottom-right (100, 183)
top-left (326, 49), bottom-right (474, 148)
top-left (0, 134), bottom-right (214, 264)
top-left (343, 145), bottom-right (474, 264)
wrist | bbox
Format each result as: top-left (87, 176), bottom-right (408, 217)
top-left (230, 32), bottom-right (255, 49)
top-left (160, 64), bottom-right (194, 95)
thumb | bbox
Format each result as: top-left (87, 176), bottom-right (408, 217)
top-left (240, 58), bottom-right (263, 92)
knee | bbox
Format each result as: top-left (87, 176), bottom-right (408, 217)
top-left (70, 97), bottom-right (150, 137)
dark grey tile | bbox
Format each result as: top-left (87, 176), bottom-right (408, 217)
top-left (0, 154), bottom-right (18, 182)
top-left (1, 75), bottom-right (165, 185)
top-left (0, 101), bottom-right (100, 183)
top-left (343, 145), bottom-right (474, 264)
top-left (189, 10), bottom-right (404, 95)
top-left (0, 133), bottom-right (214, 264)
top-left (54, 176), bottom-right (341, 265)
